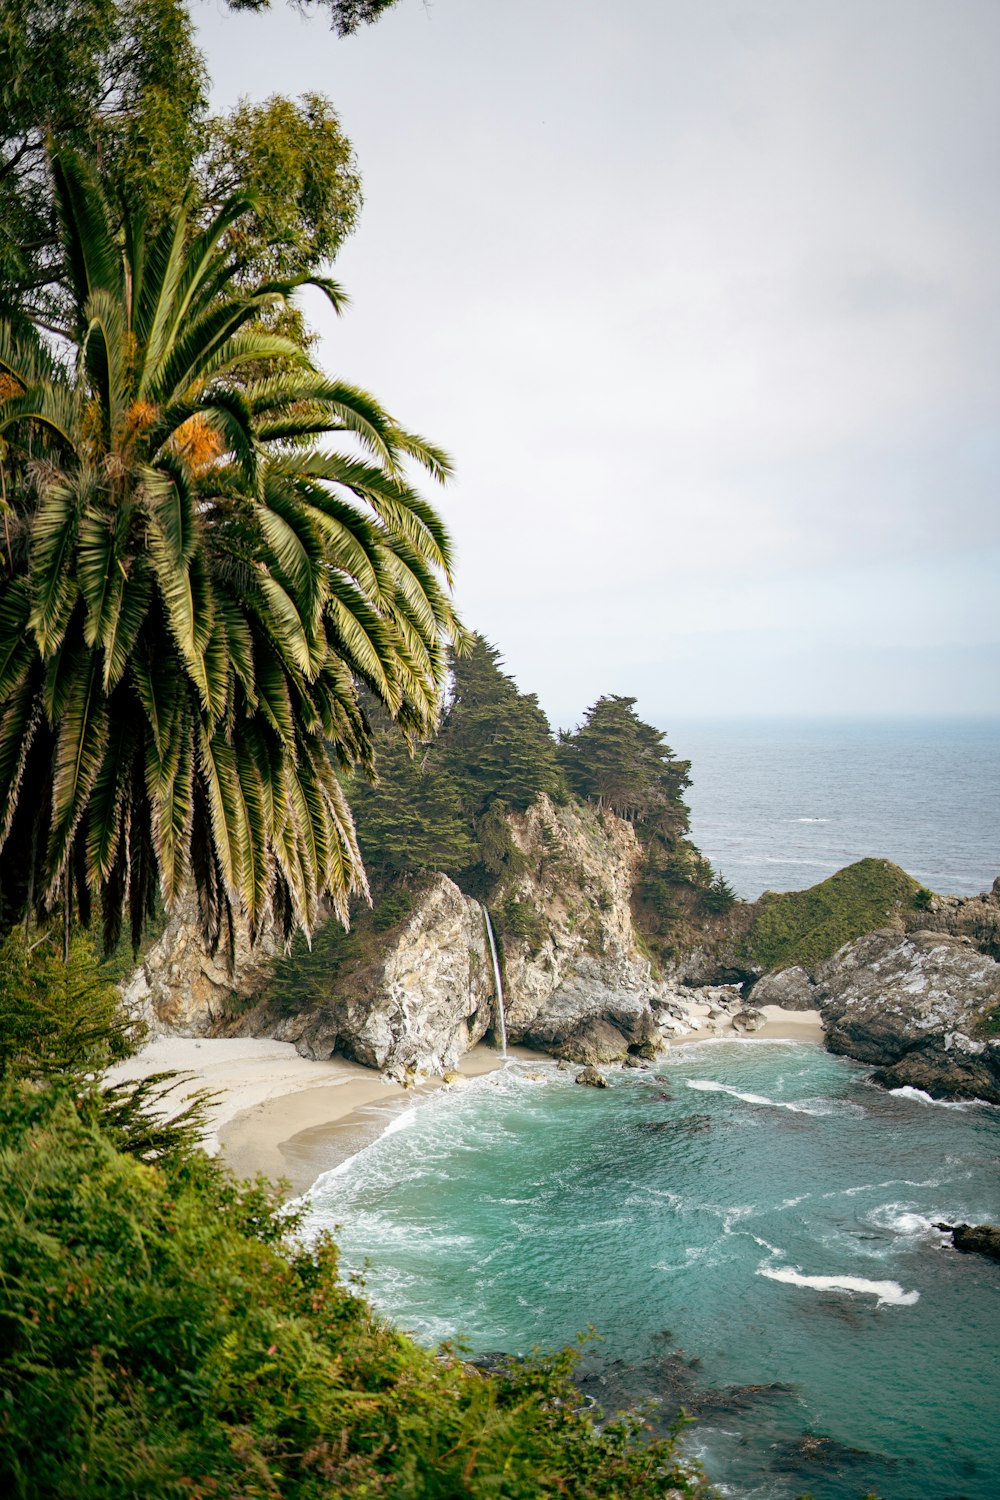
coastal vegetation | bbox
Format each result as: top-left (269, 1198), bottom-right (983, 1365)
top-left (0, 138), bottom-right (460, 958)
top-left (0, 1076), bottom-right (709, 1498)
top-left (743, 858), bottom-right (923, 973)
top-left (0, 5), bottom-right (714, 1494)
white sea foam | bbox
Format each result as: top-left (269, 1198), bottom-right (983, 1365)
top-left (757, 1263), bottom-right (919, 1306)
top-left (791, 817), bottom-right (830, 823)
top-left (889, 1086), bottom-right (972, 1111)
top-left (867, 1204), bottom-right (951, 1240)
top-left (821, 1177), bottom-right (943, 1199)
top-left (686, 1078), bottom-right (832, 1114)
top-left (382, 1106), bottom-right (419, 1137)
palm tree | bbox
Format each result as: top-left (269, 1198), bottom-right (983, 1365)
top-left (0, 149), bottom-right (462, 954)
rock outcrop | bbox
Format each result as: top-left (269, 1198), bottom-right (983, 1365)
top-left (937, 1223), bottom-right (1000, 1262)
top-left (122, 900), bottom-right (284, 1035)
top-left (227, 875), bottom-right (495, 1077)
top-left (902, 876), bottom-right (1000, 958)
top-left (814, 928), bottom-right (1000, 1103)
top-left (125, 796), bottom-right (756, 1076)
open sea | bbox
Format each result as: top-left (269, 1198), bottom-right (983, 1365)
top-left (300, 718), bottom-right (1000, 1500)
top-left (668, 716), bottom-right (1000, 901)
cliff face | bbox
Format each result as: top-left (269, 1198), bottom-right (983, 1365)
top-left (218, 796), bottom-right (746, 1072)
top-left (902, 878), bottom-right (1000, 958)
top-left (490, 797), bottom-right (668, 1059)
top-left (122, 904), bottom-right (283, 1035)
top-left (129, 796), bottom-right (751, 1076)
top-left (127, 793), bottom-right (1000, 1100)
top-left (815, 928), bottom-right (1000, 1103)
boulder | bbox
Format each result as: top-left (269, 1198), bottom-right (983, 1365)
top-left (553, 1018), bottom-right (630, 1064)
top-left (750, 967), bottom-right (816, 1010)
top-left (732, 1008), bottom-right (765, 1033)
top-left (575, 1065), bottom-right (609, 1088)
top-left (815, 928), bottom-right (1000, 1103)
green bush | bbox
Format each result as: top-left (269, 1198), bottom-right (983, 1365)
top-left (745, 859), bottom-right (920, 973)
top-left (0, 1085), bottom-right (708, 1499)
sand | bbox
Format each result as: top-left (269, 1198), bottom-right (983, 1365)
top-left (106, 1009), bottom-right (823, 1195)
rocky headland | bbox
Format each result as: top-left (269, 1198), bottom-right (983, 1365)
top-left (124, 796), bottom-right (1000, 1104)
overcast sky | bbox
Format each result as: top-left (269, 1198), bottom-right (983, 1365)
top-left (194, 0), bottom-right (999, 728)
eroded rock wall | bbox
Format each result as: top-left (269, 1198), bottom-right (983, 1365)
top-left (126, 796), bottom-right (754, 1076)
top-left (813, 928), bottom-right (1000, 1103)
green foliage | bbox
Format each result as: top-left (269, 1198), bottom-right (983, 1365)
top-left (701, 871), bottom-right (737, 915)
top-left (0, 927), bottom-right (132, 1081)
top-left (200, 93), bottom-right (361, 283)
top-left (0, 0), bottom-right (206, 331)
top-left (0, 2), bottom-right (373, 333)
top-left (558, 696), bottom-right (691, 826)
top-left (0, 1085), bottom-right (707, 1498)
top-left (0, 928), bottom-right (211, 1163)
top-left (558, 698), bottom-right (713, 961)
top-left (349, 638), bottom-right (565, 894)
top-left (499, 897), bottom-right (546, 952)
top-left (225, 0), bottom-right (401, 35)
top-left (440, 636), bottom-right (568, 819)
top-left (0, 151), bottom-right (460, 953)
top-left (351, 722), bottom-right (477, 889)
top-left (913, 886), bottom-right (934, 911)
top-left (745, 859), bottom-right (921, 973)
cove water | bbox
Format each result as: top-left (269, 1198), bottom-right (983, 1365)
top-left (302, 1043), bottom-right (1000, 1500)
top-left (668, 717), bottom-right (1000, 900)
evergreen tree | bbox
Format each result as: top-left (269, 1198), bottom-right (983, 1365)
top-left (438, 636), bottom-right (566, 818)
top-left (558, 696), bottom-right (690, 825)
top-left (350, 725), bottom-right (476, 889)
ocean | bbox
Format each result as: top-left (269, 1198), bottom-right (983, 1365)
top-left (299, 718), bottom-right (1000, 1499)
top-left (303, 1049), bottom-right (1000, 1500)
top-left (667, 716), bottom-right (1000, 901)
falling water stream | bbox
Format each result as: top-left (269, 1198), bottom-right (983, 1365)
top-left (480, 906), bottom-right (508, 1057)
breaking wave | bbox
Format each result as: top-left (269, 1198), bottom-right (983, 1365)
top-left (757, 1264), bottom-right (920, 1306)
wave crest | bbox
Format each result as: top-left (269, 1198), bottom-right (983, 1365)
top-left (757, 1263), bottom-right (919, 1306)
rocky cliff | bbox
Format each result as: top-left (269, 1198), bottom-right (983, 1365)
top-left (128, 796), bottom-right (754, 1076)
top-left (126, 794), bottom-right (1000, 1101)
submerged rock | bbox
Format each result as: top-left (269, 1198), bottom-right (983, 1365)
top-left (937, 1223), bottom-right (1000, 1261)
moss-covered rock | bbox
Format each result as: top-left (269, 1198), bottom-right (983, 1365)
top-left (743, 858), bottom-right (922, 974)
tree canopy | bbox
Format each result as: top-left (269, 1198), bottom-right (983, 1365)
top-left (225, 0), bottom-right (401, 31)
top-left (438, 635), bottom-right (567, 818)
top-left (0, 150), bottom-right (460, 952)
top-left (558, 695), bottom-right (690, 825)
top-left (0, 1), bottom-right (367, 335)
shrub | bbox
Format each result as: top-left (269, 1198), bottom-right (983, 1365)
top-left (0, 1085), bottom-right (709, 1499)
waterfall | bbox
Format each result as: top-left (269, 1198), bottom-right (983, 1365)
top-left (481, 906), bottom-right (509, 1058)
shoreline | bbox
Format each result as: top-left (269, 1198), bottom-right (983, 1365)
top-left (110, 1009), bottom-right (823, 1196)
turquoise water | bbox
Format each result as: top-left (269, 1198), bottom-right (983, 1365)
top-left (667, 718), bottom-right (1000, 900)
top-left (302, 1043), bottom-right (1000, 1500)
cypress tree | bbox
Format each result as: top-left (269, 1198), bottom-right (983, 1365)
top-left (558, 696), bottom-right (691, 825)
top-left (438, 637), bottom-right (567, 817)
top-left (350, 725), bottom-right (476, 888)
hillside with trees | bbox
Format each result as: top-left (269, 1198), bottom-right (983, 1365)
top-left (0, 4), bottom-right (717, 1494)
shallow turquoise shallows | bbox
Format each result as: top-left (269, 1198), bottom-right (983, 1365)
top-left (301, 1041), bottom-right (1000, 1500)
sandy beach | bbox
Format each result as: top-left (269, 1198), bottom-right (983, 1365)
top-left (107, 1008), bottom-right (823, 1195)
